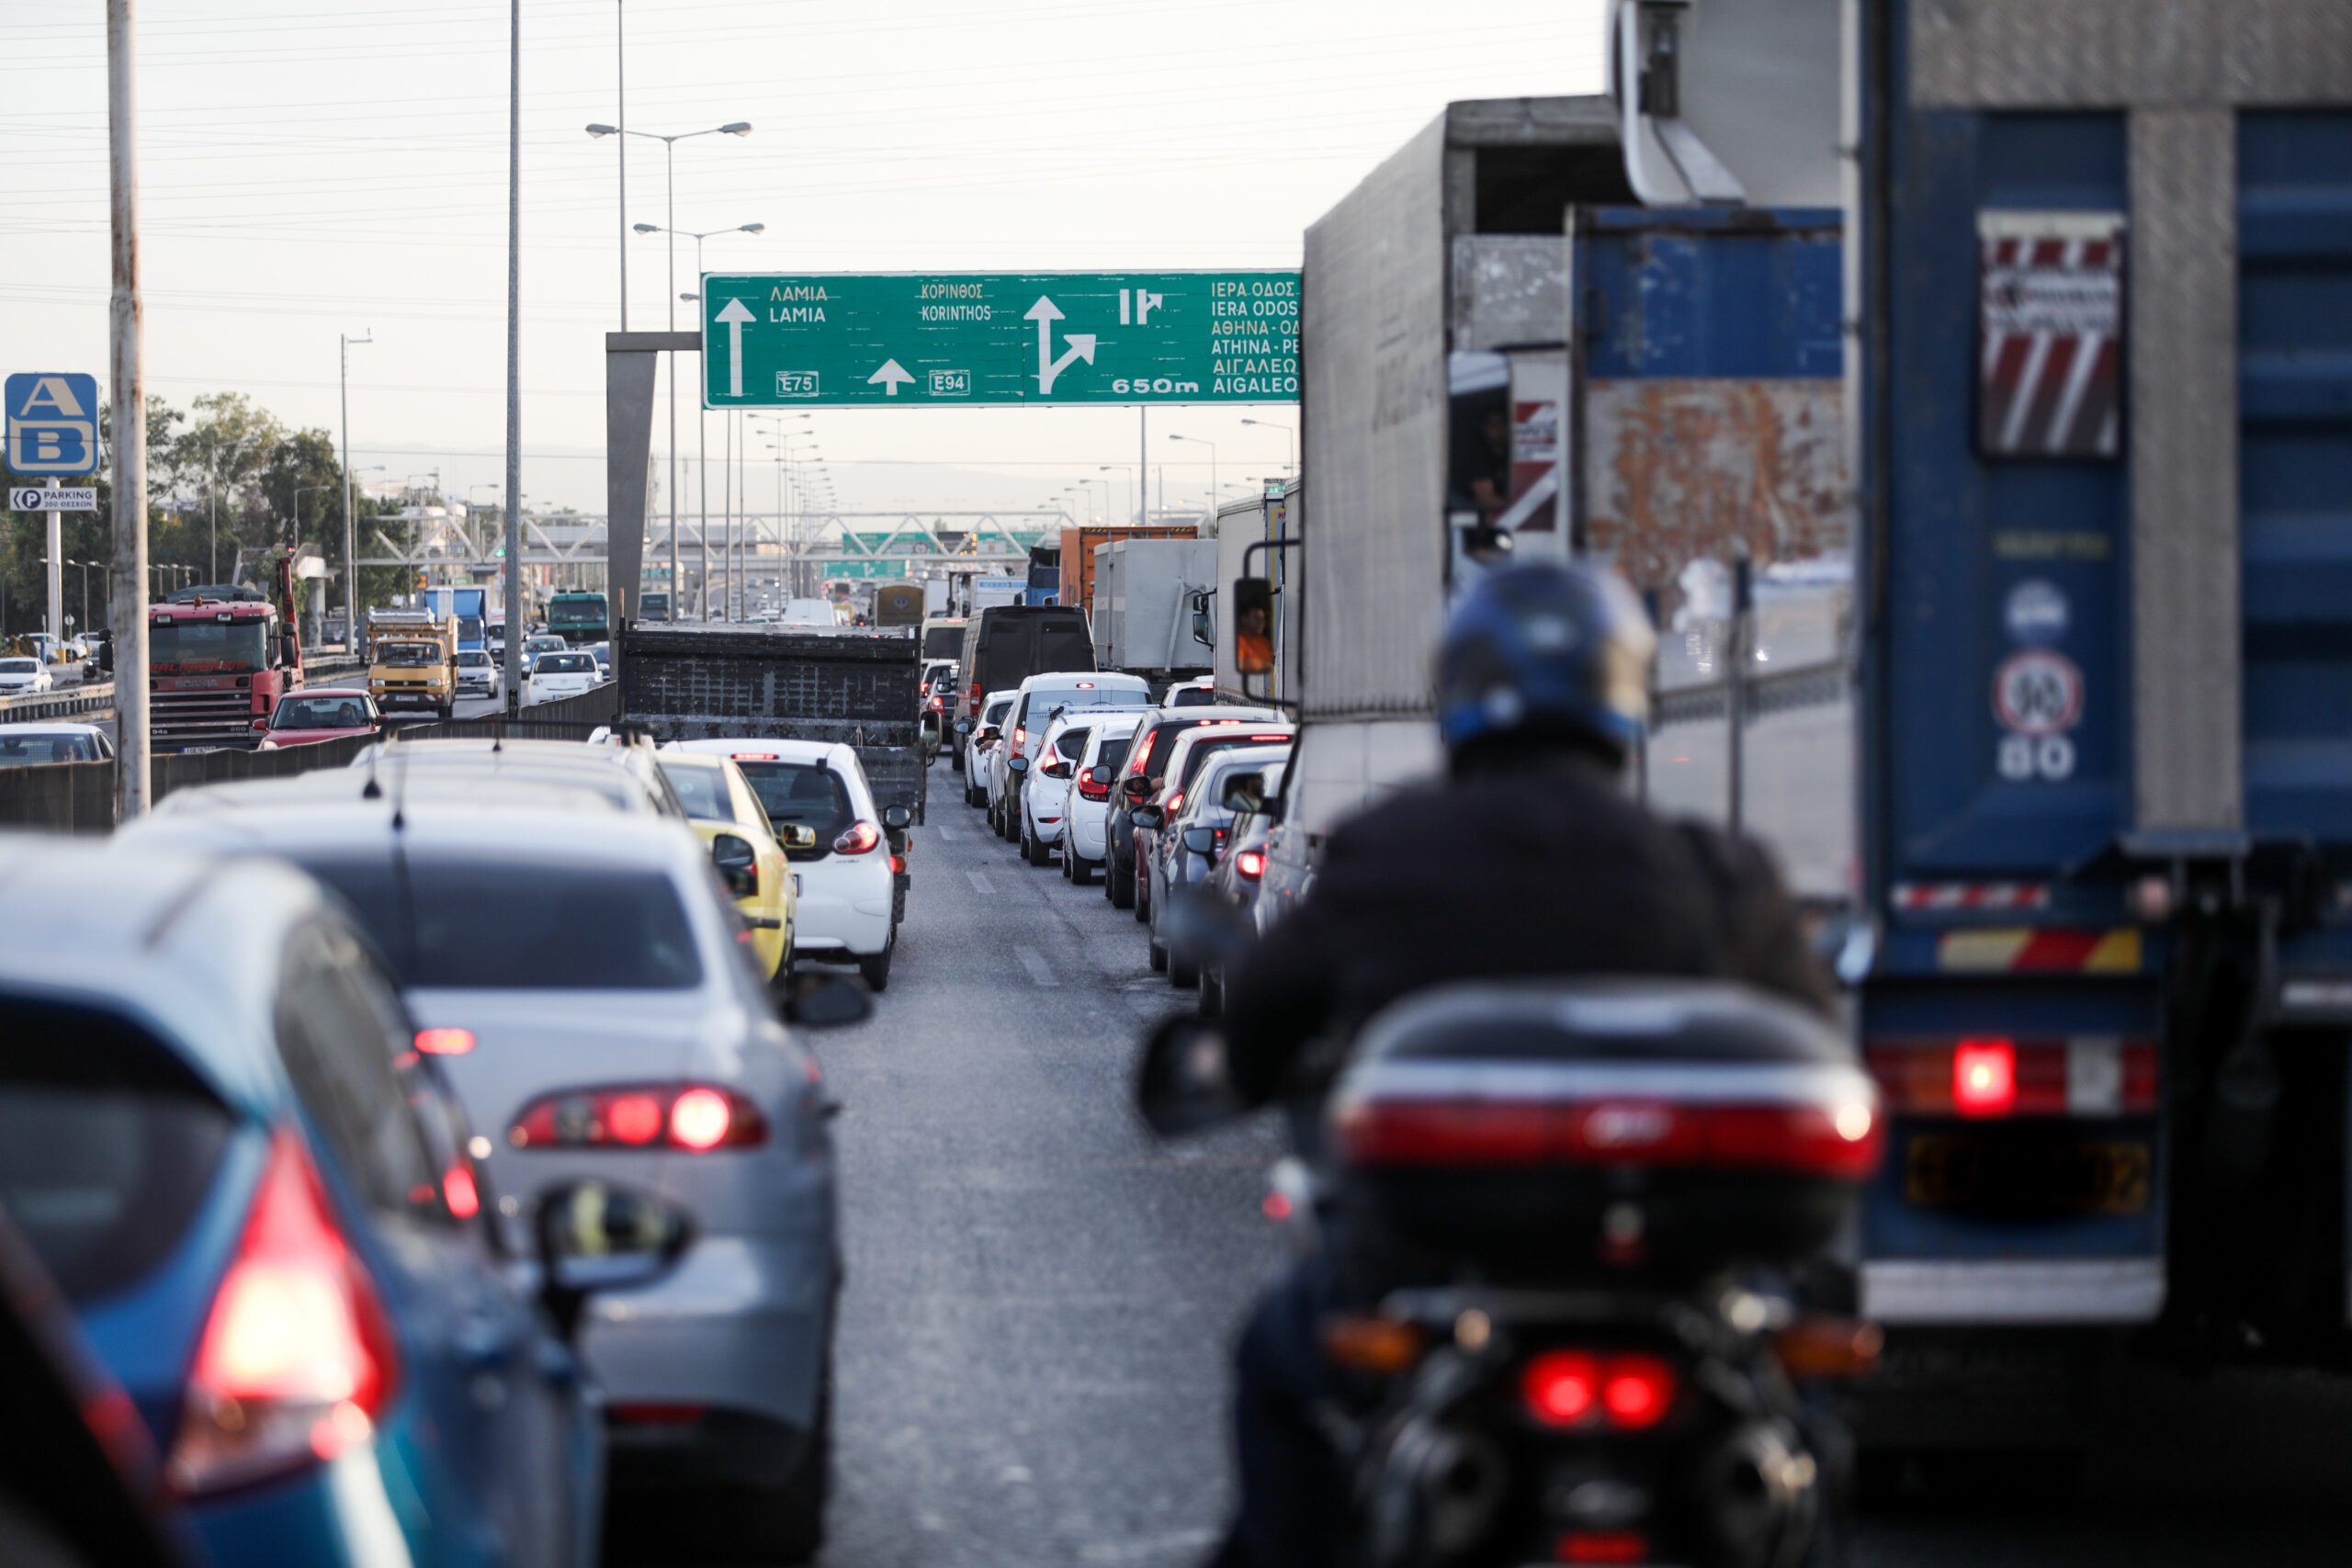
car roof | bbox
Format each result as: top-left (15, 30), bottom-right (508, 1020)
top-left (0, 836), bottom-right (339, 1120)
top-left (1044, 703), bottom-right (1151, 732)
top-left (288, 685), bottom-right (370, 698)
top-left (1147, 704), bottom-right (1280, 725)
top-left (664, 737), bottom-right (854, 771)
top-left (0, 722), bottom-right (107, 738)
top-left (1163, 722), bottom-right (1295, 765)
top-left (149, 770), bottom-right (628, 818)
top-left (1017, 671), bottom-right (1146, 694)
top-left (122, 798), bottom-right (691, 872)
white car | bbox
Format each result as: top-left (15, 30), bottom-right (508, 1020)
top-left (0, 722), bottom-right (113, 765)
top-left (992, 671), bottom-right (1153, 841)
top-left (1019, 706), bottom-right (1153, 870)
top-left (973, 688), bottom-right (1020, 818)
top-left (1061, 709), bottom-right (1152, 885)
top-left (0, 656), bottom-right (55, 695)
top-left (454, 647), bottom-right (502, 700)
top-left (526, 649), bottom-right (602, 704)
top-left (666, 739), bottom-right (904, 989)
top-left (1162, 675), bottom-right (1221, 707)
top-left (584, 641), bottom-right (615, 681)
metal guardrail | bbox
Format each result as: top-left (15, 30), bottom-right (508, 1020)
top-left (1650, 658), bottom-right (1849, 728)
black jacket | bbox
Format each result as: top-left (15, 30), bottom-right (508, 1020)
top-left (1221, 751), bottom-right (1834, 1108)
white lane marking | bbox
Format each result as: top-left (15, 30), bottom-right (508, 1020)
top-left (966, 870), bottom-right (991, 896)
top-left (933, 826), bottom-right (956, 840)
top-left (1016, 945), bottom-right (1059, 987)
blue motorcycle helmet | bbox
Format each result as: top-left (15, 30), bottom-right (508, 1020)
top-left (1434, 559), bottom-right (1657, 765)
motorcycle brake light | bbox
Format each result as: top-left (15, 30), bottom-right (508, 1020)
top-left (1330, 1095), bottom-right (1880, 1179)
top-left (1521, 1350), bottom-right (1677, 1431)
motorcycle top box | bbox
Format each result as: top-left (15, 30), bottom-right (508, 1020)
top-left (1328, 982), bottom-right (1881, 1282)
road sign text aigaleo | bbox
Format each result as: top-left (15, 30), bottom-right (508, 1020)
top-left (702, 271), bottom-right (1299, 408)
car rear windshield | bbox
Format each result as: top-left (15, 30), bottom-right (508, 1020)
top-left (1167, 685), bottom-right (1219, 707)
top-left (1178, 735), bottom-right (1292, 794)
top-left (0, 732), bottom-right (102, 765)
top-left (922, 626), bottom-right (963, 659)
top-left (1134, 717), bottom-right (1231, 779)
top-left (660, 762), bottom-right (734, 822)
top-left (537, 653), bottom-right (594, 674)
top-left (732, 761), bottom-right (854, 842)
top-left (0, 659), bottom-right (36, 673)
top-left (273, 695), bottom-right (369, 730)
top-left (1053, 727), bottom-right (1092, 761)
top-left (983, 700), bottom-right (1013, 726)
top-left (297, 857), bottom-right (704, 990)
top-left (0, 999), bottom-right (234, 1303)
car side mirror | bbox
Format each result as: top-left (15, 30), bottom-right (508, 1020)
top-left (1135, 1014), bottom-right (1244, 1138)
top-left (1007, 755), bottom-right (1030, 776)
top-left (881, 804), bottom-right (913, 832)
top-left (1131, 805), bottom-right (1163, 829)
top-left (100, 639), bottom-right (116, 674)
top-left (251, 716), bottom-right (269, 730)
top-left (534, 1180), bottom-right (692, 1341)
top-left (1182, 825), bottom-right (1219, 855)
top-left (955, 718), bottom-right (973, 735)
top-left (1232, 576), bottom-right (1275, 676)
top-left (711, 832), bottom-right (758, 897)
top-left (1121, 775), bottom-right (1152, 802)
top-left (782, 970), bottom-right (874, 1029)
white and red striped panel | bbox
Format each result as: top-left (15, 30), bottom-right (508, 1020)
top-left (1978, 210), bottom-right (2126, 459)
top-left (1892, 881), bottom-right (2051, 912)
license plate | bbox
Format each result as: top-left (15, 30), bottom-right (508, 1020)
top-left (1905, 1133), bottom-right (2152, 1216)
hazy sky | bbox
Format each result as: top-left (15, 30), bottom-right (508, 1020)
top-left (4, 0), bottom-right (1604, 525)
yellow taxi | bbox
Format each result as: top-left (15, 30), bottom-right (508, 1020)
top-left (653, 750), bottom-right (807, 983)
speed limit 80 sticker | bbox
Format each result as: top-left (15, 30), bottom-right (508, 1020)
top-left (1994, 649), bottom-right (2083, 781)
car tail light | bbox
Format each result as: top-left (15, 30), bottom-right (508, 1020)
top-left (1331, 1096), bottom-right (1880, 1179)
top-left (889, 852), bottom-right (906, 874)
top-left (833, 819), bottom-right (881, 855)
top-left (1521, 1350), bottom-right (1677, 1432)
top-left (1235, 849), bottom-right (1266, 880)
top-left (508, 1084), bottom-right (767, 1152)
top-left (731, 752), bottom-right (779, 761)
top-left (169, 1132), bottom-right (398, 1496)
top-left (441, 1160), bottom-right (481, 1220)
top-left (1865, 1038), bottom-right (2154, 1116)
top-left (1078, 768), bottom-right (1110, 801)
top-left (413, 1027), bottom-right (473, 1056)
top-left (967, 682), bottom-right (983, 713)
top-left (1162, 791), bottom-right (1183, 816)
top-left (1013, 726), bottom-right (1027, 748)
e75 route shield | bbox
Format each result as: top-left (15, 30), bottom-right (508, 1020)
top-left (701, 271), bottom-right (1300, 409)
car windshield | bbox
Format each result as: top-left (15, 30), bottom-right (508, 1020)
top-left (659, 762), bottom-right (734, 821)
top-left (1030, 682), bottom-right (1142, 718)
top-left (0, 732), bottom-right (101, 765)
top-left (296, 856), bottom-right (703, 990)
top-left (0, 659), bottom-right (36, 673)
top-left (527, 637), bottom-right (566, 654)
top-left (272, 696), bottom-right (370, 729)
top-left (378, 641), bottom-right (439, 667)
top-left (458, 651), bottom-right (488, 667)
top-left (733, 761), bottom-right (854, 840)
top-left (150, 619), bottom-right (267, 673)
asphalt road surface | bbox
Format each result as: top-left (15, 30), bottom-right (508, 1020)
top-left (613, 757), bottom-right (2352, 1568)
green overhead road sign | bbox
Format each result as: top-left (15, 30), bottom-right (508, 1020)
top-left (701, 270), bottom-right (1299, 409)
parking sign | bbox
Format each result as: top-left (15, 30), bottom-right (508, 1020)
top-left (5, 373), bottom-right (101, 476)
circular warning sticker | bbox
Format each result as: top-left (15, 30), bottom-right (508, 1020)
top-left (1992, 649), bottom-right (2084, 737)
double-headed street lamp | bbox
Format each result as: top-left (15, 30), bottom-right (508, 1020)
top-left (588, 118), bottom-right (752, 614)
top-left (650, 220), bottom-right (763, 618)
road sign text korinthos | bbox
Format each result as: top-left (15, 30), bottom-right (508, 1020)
top-left (702, 271), bottom-right (1299, 408)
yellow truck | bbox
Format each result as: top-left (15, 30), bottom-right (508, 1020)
top-left (366, 608), bottom-right (458, 719)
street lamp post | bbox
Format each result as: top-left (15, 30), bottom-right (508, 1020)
top-left (64, 560), bottom-right (96, 640)
top-left (1239, 417), bottom-right (1295, 477)
top-left (1168, 434), bottom-right (1216, 522)
top-left (594, 121), bottom-right (750, 616)
top-left (339, 329), bottom-right (372, 626)
top-left (654, 223), bottom-right (763, 619)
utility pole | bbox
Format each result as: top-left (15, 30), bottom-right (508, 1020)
top-left (108, 0), bottom-right (149, 818)
top-left (339, 328), bottom-right (372, 641)
top-left (503, 0), bottom-right (524, 713)
top-left (616, 0), bottom-right (628, 330)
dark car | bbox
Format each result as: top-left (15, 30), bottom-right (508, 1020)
top-left (1102, 706), bottom-right (1280, 911)
top-left (953, 607), bottom-right (1093, 766)
top-left (1196, 759), bottom-right (1288, 1017)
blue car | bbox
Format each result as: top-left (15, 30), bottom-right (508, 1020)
top-left (0, 839), bottom-right (676, 1567)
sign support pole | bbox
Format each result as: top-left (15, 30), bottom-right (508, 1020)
top-left (45, 477), bottom-right (63, 653)
top-left (1138, 408), bottom-right (1147, 525)
top-left (107, 0), bottom-right (150, 819)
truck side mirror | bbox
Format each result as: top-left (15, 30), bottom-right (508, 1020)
top-left (1232, 577), bottom-right (1274, 676)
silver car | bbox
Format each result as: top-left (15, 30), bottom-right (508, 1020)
top-left (116, 797), bottom-right (853, 1560)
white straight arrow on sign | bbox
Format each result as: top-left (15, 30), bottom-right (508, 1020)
top-left (716, 299), bottom-right (756, 397)
top-left (868, 359), bottom-right (914, 396)
top-left (1024, 296), bottom-right (1097, 395)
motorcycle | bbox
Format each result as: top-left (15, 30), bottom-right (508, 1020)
top-left (1138, 944), bottom-right (1883, 1568)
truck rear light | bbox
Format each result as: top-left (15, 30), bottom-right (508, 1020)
top-left (169, 1132), bottom-right (398, 1496)
top-left (1332, 1096), bottom-right (1880, 1179)
top-left (1866, 1038), bottom-right (2154, 1117)
top-left (1235, 849), bottom-right (1267, 880)
top-left (1521, 1350), bottom-right (1678, 1432)
top-left (834, 820), bottom-right (881, 855)
top-left (508, 1084), bottom-right (767, 1152)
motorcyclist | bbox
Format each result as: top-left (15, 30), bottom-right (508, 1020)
top-left (1208, 558), bottom-right (1834, 1568)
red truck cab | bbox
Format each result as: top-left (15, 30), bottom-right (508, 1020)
top-left (148, 597), bottom-right (303, 751)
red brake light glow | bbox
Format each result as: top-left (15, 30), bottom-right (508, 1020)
top-left (834, 819), bottom-right (882, 855)
top-left (1521, 1350), bottom-right (1677, 1432)
top-left (1556, 1532), bottom-right (1652, 1565)
top-left (1521, 1351), bottom-right (1598, 1426)
top-left (1162, 792), bottom-right (1183, 815)
top-left (169, 1132), bottom-right (397, 1496)
top-left (1599, 1355), bottom-right (1677, 1428)
top-left (413, 1027), bottom-right (474, 1056)
top-left (510, 1085), bottom-right (766, 1152)
top-left (1333, 1095), bottom-right (1880, 1179)
top-left (1078, 768), bottom-right (1111, 801)
top-left (1235, 849), bottom-right (1267, 880)
top-left (731, 752), bottom-right (779, 761)
top-left (1952, 1040), bottom-right (2017, 1117)
top-left (441, 1160), bottom-right (481, 1220)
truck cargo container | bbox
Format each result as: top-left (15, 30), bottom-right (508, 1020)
top-left (1208, 487), bottom-right (1299, 708)
top-left (618, 624), bottom-right (927, 825)
top-left (1847, 0), bottom-right (2352, 1453)
top-left (1057, 525), bottom-right (1200, 625)
top-left (1090, 538), bottom-right (1217, 676)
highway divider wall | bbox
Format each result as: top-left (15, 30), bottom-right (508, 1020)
top-left (0, 682), bottom-right (620, 834)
